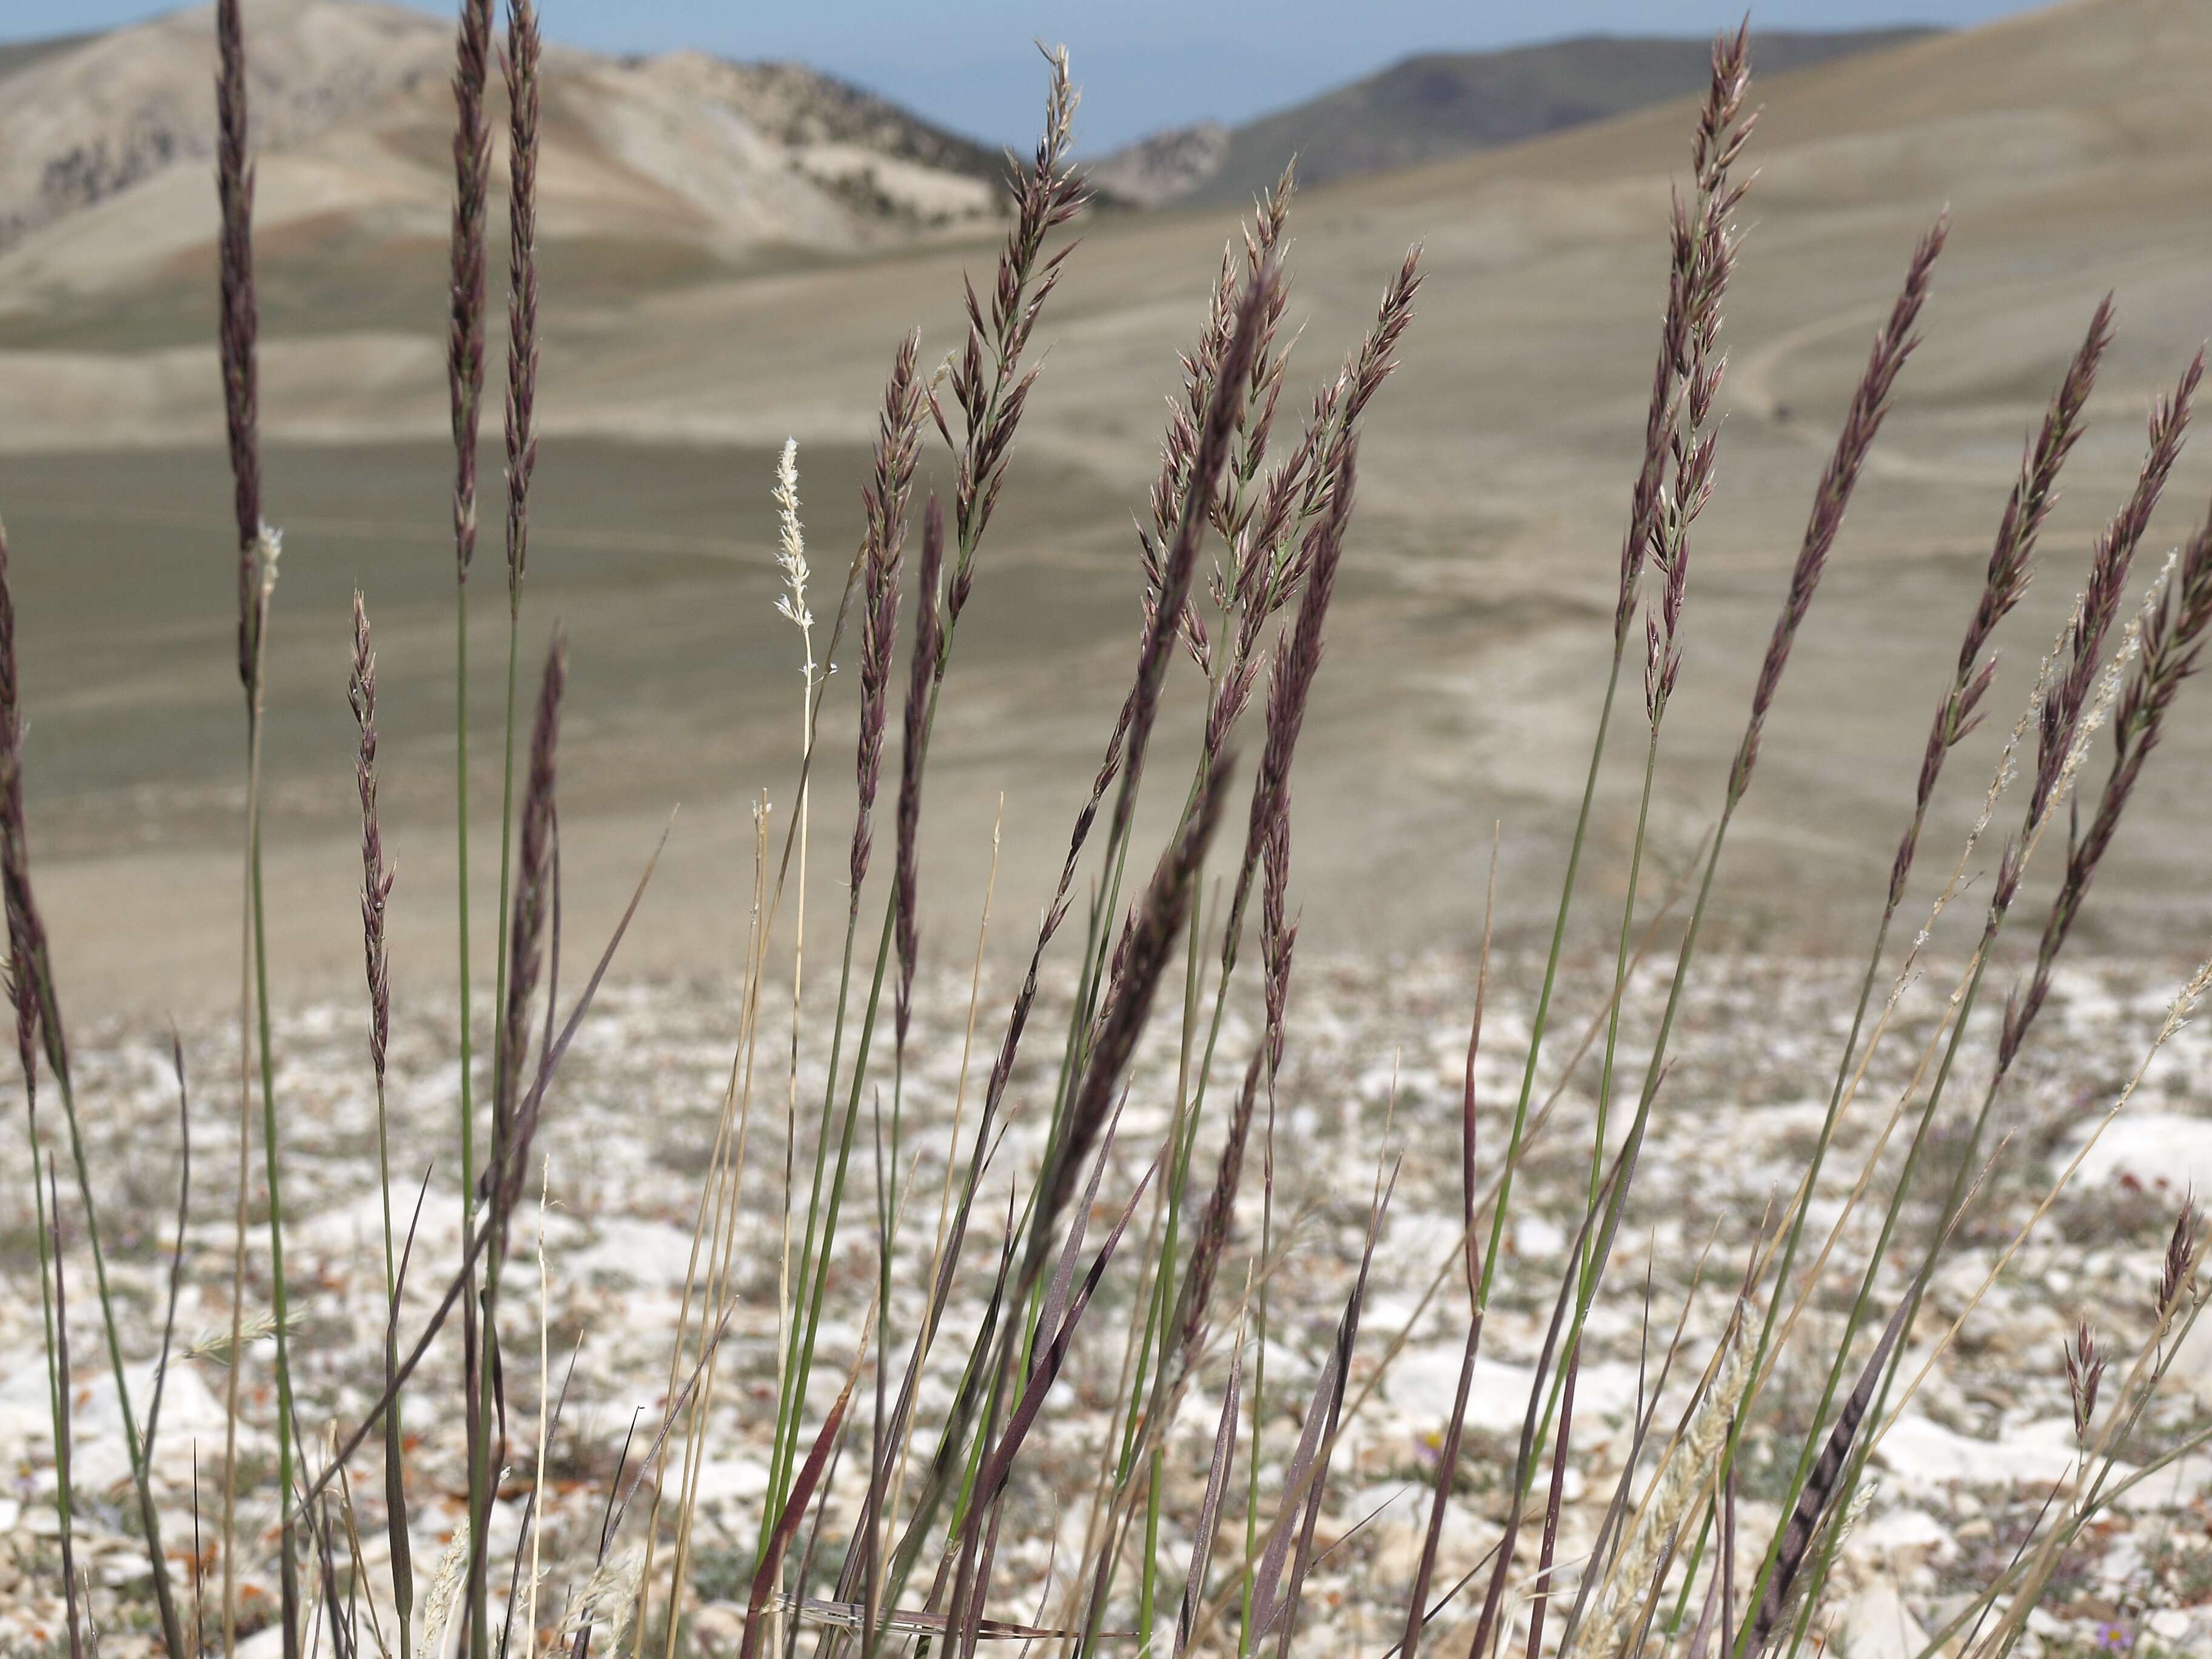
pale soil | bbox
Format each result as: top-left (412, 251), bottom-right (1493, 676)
top-left (2, 949), bottom-right (2208, 1655)
top-left (9, 5), bottom-right (2212, 1003)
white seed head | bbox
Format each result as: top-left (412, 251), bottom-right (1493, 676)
top-left (420, 1517), bottom-right (471, 1657)
top-left (256, 521), bottom-right (284, 599)
top-left (181, 1306), bottom-right (298, 1364)
top-left (558, 1546), bottom-right (645, 1651)
top-left (2160, 954), bottom-right (2212, 1043)
top-left (1569, 1320), bottom-right (1752, 1659)
top-left (773, 438), bottom-right (813, 633)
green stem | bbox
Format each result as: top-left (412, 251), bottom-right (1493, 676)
top-left (1661, 908), bottom-right (1902, 1643)
top-left (866, 1054), bottom-right (902, 1650)
top-left (1558, 808), bottom-right (1740, 1469)
top-left (1477, 648), bottom-right (1627, 1312)
top-left (1732, 943), bottom-right (1996, 1659)
top-left (1587, 730), bottom-right (1660, 1229)
top-left (455, 569), bottom-right (492, 1659)
top-left (1239, 1230), bottom-right (1267, 1659)
top-left (493, 605), bottom-right (520, 1125)
top-left (377, 1070), bottom-right (413, 1659)
top-left (1519, 724), bottom-right (1663, 1508)
top-left (1138, 1449), bottom-right (1164, 1651)
top-left (1748, 922), bottom-right (1893, 1377)
top-left (22, 1093), bottom-right (72, 1618)
top-left (772, 899), bottom-right (897, 1580)
top-left (248, 751), bottom-right (299, 1654)
top-left (1131, 922), bottom-right (1211, 1646)
top-left (457, 577), bottom-right (477, 1230)
top-left (1781, 1029), bottom-right (2023, 1659)
top-left (483, 602), bottom-right (520, 1347)
top-left (470, 594), bottom-right (521, 1659)
top-left (762, 909), bottom-right (861, 1557)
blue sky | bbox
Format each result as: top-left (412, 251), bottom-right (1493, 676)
top-left (11, 1), bottom-right (2040, 150)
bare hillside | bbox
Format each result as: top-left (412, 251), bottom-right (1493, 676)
top-left (7, 0), bottom-right (2212, 1003)
top-left (1086, 27), bottom-right (1936, 207)
top-left (0, 0), bottom-right (1005, 317)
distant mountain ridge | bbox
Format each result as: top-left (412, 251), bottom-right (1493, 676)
top-left (1088, 28), bottom-right (1942, 209)
top-left (0, 8), bottom-right (1952, 315)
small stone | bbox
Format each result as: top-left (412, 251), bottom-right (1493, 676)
top-left (1838, 1581), bottom-right (1929, 1659)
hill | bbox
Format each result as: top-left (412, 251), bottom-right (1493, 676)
top-left (1086, 28), bottom-right (1940, 207)
top-left (0, 0), bottom-right (1006, 323)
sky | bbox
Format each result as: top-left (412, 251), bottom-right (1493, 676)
top-left (10, 0), bottom-right (2042, 151)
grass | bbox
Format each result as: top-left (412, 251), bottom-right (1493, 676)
top-left (5, 10), bottom-right (2212, 1659)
